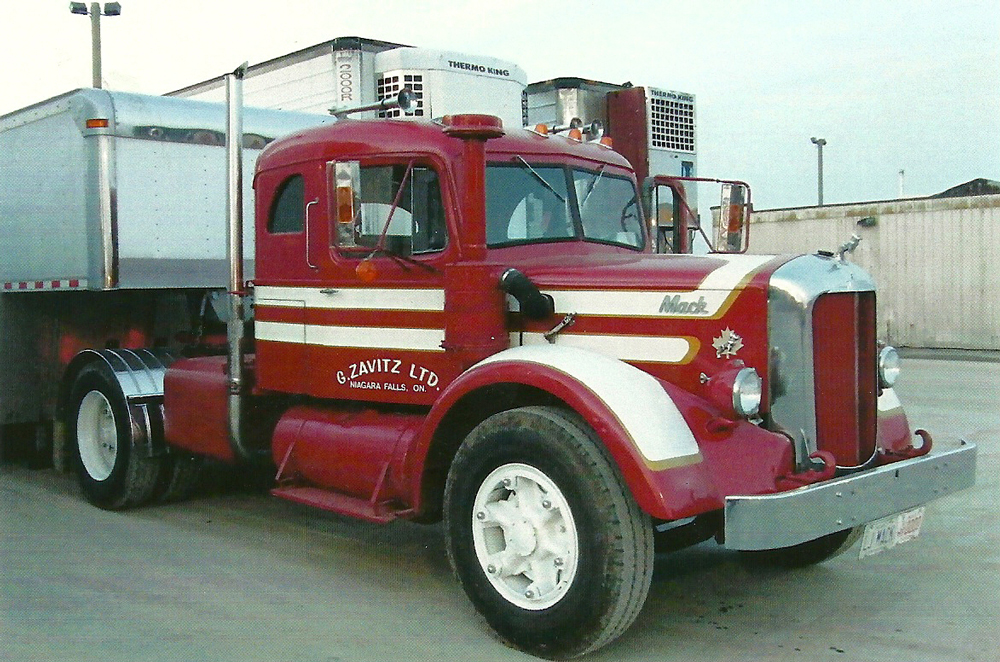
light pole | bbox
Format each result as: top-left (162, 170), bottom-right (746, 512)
top-left (810, 136), bottom-right (826, 206)
top-left (69, 2), bottom-right (122, 89)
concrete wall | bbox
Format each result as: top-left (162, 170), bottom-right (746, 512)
top-left (748, 195), bottom-right (1000, 350)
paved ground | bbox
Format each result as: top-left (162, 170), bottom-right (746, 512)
top-left (1, 357), bottom-right (997, 662)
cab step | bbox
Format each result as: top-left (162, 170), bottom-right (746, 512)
top-left (270, 486), bottom-right (401, 523)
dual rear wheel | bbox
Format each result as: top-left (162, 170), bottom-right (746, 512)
top-left (69, 363), bottom-right (201, 510)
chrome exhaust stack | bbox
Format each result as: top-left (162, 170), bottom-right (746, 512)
top-left (224, 63), bottom-right (254, 462)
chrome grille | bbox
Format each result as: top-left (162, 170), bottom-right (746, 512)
top-left (767, 255), bottom-right (876, 471)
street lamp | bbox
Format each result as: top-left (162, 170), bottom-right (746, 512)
top-left (810, 136), bottom-right (826, 206)
top-left (69, 2), bottom-right (122, 89)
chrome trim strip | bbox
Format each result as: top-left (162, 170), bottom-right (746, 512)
top-left (95, 131), bottom-right (118, 288)
top-left (723, 442), bottom-right (977, 550)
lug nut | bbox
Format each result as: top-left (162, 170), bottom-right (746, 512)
top-left (554, 557), bottom-right (564, 567)
top-left (476, 511), bottom-right (486, 520)
top-left (524, 589), bottom-right (535, 599)
top-left (487, 564), bottom-right (497, 574)
top-left (502, 478), bottom-right (512, 488)
top-left (541, 499), bottom-right (552, 509)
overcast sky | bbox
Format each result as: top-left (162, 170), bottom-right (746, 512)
top-left (2, 0), bottom-right (997, 209)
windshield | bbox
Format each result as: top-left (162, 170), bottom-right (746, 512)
top-left (572, 168), bottom-right (643, 248)
top-left (485, 162), bottom-right (644, 249)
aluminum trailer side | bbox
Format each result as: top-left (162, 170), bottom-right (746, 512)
top-left (0, 89), bottom-right (330, 459)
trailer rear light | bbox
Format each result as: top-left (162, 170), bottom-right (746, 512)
top-left (86, 118), bottom-right (109, 129)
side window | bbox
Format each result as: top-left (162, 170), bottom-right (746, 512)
top-left (268, 175), bottom-right (305, 234)
top-left (330, 161), bottom-right (446, 255)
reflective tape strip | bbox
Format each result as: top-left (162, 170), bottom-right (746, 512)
top-left (2, 279), bottom-right (87, 291)
top-left (515, 332), bottom-right (697, 364)
top-left (257, 321), bottom-right (445, 352)
top-left (254, 285), bottom-right (445, 311)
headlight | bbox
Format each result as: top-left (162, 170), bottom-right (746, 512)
top-left (878, 346), bottom-right (900, 388)
top-left (733, 367), bottom-right (763, 418)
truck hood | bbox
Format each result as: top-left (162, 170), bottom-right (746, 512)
top-left (504, 251), bottom-right (791, 295)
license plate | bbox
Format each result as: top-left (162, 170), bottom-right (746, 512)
top-left (859, 507), bottom-right (925, 559)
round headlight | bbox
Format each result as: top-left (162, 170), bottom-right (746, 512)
top-left (878, 346), bottom-right (900, 388)
top-left (733, 367), bottom-right (762, 418)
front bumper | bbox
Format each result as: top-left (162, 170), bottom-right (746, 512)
top-left (723, 441), bottom-right (977, 550)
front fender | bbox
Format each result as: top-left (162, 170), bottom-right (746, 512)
top-left (412, 345), bottom-right (723, 520)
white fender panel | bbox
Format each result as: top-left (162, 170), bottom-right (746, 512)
top-left (476, 345), bottom-right (700, 466)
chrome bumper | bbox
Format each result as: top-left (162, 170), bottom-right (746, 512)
top-left (724, 442), bottom-right (977, 550)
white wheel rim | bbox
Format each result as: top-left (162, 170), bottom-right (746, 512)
top-left (77, 390), bottom-right (118, 481)
top-left (472, 463), bottom-right (579, 611)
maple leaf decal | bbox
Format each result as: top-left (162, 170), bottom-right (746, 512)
top-left (712, 327), bottom-right (744, 358)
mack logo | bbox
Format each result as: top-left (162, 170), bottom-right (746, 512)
top-left (659, 294), bottom-right (709, 315)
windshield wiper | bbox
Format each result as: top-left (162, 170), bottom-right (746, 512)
top-left (515, 156), bottom-right (566, 203)
top-left (579, 164), bottom-right (606, 208)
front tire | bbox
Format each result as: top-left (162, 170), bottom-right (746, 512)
top-left (739, 527), bottom-right (863, 568)
top-left (444, 406), bottom-right (653, 659)
top-left (69, 364), bottom-right (161, 510)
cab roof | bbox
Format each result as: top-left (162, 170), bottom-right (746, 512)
top-left (256, 117), bottom-right (635, 175)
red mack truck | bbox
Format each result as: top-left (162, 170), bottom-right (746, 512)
top-left (0, 70), bottom-right (977, 659)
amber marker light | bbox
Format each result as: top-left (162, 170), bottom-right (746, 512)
top-left (356, 259), bottom-right (378, 283)
top-left (86, 119), bottom-right (109, 128)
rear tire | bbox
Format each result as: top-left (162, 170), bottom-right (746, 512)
top-left (154, 454), bottom-right (204, 503)
top-left (444, 406), bottom-right (653, 659)
top-left (69, 364), bottom-right (161, 510)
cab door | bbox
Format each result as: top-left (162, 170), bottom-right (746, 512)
top-left (303, 157), bottom-right (457, 405)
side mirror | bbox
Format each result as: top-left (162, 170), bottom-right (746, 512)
top-left (716, 182), bottom-right (750, 253)
top-left (645, 176), bottom-right (752, 254)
